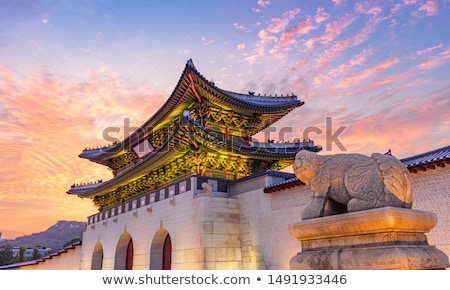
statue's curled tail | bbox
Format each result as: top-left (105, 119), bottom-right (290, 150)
top-left (371, 153), bottom-right (413, 208)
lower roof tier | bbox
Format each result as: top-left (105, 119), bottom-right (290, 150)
top-left (68, 115), bottom-right (321, 209)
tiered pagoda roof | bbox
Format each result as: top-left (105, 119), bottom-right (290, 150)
top-left (68, 59), bottom-right (321, 210)
top-left (79, 60), bottom-right (304, 166)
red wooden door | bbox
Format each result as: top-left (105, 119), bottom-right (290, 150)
top-left (162, 235), bottom-right (172, 270)
top-left (126, 239), bottom-right (134, 270)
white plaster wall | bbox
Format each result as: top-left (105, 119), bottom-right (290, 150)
top-left (236, 175), bottom-right (313, 270)
top-left (411, 166), bottom-right (450, 259)
top-left (20, 245), bottom-right (82, 270)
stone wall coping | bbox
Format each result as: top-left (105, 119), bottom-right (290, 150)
top-left (288, 207), bottom-right (437, 240)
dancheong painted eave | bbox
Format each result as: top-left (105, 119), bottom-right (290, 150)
top-left (68, 114), bottom-right (321, 198)
top-left (79, 59), bottom-right (305, 166)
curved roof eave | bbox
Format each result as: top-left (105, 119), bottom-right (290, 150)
top-left (400, 145), bottom-right (450, 168)
top-left (187, 117), bottom-right (318, 158)
top-left (68, 130), bottom-right (188, 198)
top-left (68, 116), bottom-right (316, 198)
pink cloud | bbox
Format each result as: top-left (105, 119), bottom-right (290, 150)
top-left (315, 7), bottom-right (329, 24)
top-left (234, 22), bottom-right (249, 31)
top-left (336, 58), bottom-right (400, 88)
top-left (316, 38), bottom-right (352, 68)
top-left (345, 69), bottom-right (415, 98)
top-left (355, 2), bottom-right (383, 15)
top-left (418, 0), bottom-right (439, 16)
top-left (253, 15), bottom-right (290, 57)
top-left (351, 17), bottom-right (382, 46)
top-left (347, 48), bottom-right (374, 66)
top-left (403, 0), bottom-right (418, 5)
top-left (247, 8), bottom-right (301, 63)
top-left (390, 3), bottom-right (403, 14)
top-left (257, 0), bottom-right (270, 8)
top-left (316, 48), bottom-right (374, 84)
top-left (254, 29), bottom-right (277, 57)
top-left (336, 91), bottom-right (450, 157)
top-left (313, 15), bottom-right (381, 68)
top-left (295, 56), bottom-right (312, 68)
top-left (283, 7), bottom-right (301, 20)
top-left (416, 43), bottom-right (444, 55)
top-left (267, 17), bottom-right (290, 34)
top-left (305, 13), bottom-right (358, 50)
top-left (417, 47), bottom-right (450, 70)
top-left (278, 16), bottom-right (317, 48)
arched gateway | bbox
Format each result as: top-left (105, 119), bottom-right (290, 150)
top-left (91, 242), bottom-right (103, 270)
top-left (114, 232), bottom-right (134, 270)
top-left (150, 228), bottom-right (172, 270)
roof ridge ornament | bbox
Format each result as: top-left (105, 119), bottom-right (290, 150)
top-left (186, 58), bottom-right (196, 70)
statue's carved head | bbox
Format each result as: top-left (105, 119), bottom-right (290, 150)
top-left (293, 150), bottom-right (322, 186)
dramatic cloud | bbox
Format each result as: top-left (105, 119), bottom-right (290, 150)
top-left (2, 0), bottom-right (448, 240)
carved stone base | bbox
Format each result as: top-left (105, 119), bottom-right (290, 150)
top-left (289, 207), bottom-right (449, 270)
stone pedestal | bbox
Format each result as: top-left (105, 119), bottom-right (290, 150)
top-left (289, 207), bottom-right (449, 270)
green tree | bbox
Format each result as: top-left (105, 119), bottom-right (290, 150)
top-left (15, 246), bottom-right (28, 263)
top-left (32, 248), bottom-right (42, 260)
top-left (0, 245), bottom-right (15, 266)
top-left (63, 237), bottom-right (81, 248)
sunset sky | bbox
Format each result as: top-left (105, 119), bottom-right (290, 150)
top-left (1, 0), bottom-right (449, 239)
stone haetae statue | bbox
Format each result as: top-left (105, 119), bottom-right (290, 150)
top-left (293, 150), bottom-right (413, 220)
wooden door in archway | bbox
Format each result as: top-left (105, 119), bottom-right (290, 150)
top-left (162, 234), bottom-right (172, 270)
top-left (126, 239), bottom-right (134, 270)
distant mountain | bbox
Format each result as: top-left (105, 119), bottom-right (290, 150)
top-left (0, 220), bottom-right (86, 249)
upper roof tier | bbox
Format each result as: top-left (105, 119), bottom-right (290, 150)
top-left (80, 59), bottom-right (305, 165)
